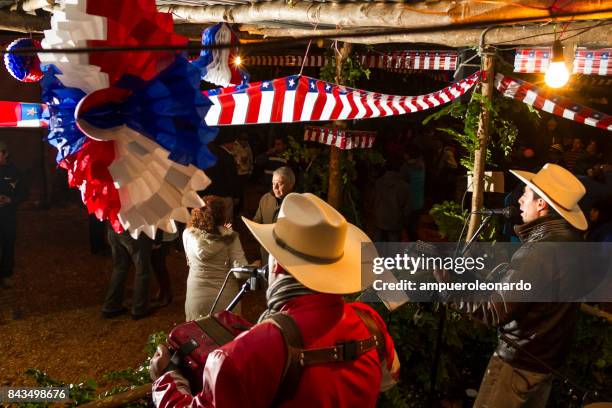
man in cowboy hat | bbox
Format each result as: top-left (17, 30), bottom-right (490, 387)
top-left (438, 163), bottom-right (587, 408)
top-left (149, 193), bottom-right (400, 407)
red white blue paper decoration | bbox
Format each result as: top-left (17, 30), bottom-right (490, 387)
top-left (495, 73), bottom-right (612, 131)
top-left (4, 38), bottom-right (43, 82)
top-left (36, 0), bottom-right (218, 238)
top-left (203, 71), bottom-right (480, 126)
top-left (513, 48), bottom-right (551, 74)
top-left (191, 23), bottom-right (248, 87)
top-left (304, 126), bottom-right (376, 150)
top-left (0, 102), bottom-right (47, 127)
top-left (573, 48), bottom-right (612, 76)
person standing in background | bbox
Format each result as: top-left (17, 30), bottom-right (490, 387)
top-left (0, 140), bottom-right (27, 289)
top-left (102, 226), bottom-right (154, 320)
top-left (151, 229), bottom-right (178, 307)
top-left (401, 145), bottom-right (425, 241)
top-left (252, 166), bottom-right (295, 263)
top-left (183, 196), bottom-right (248, 320)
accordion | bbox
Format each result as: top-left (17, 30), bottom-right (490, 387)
top-left (166, 311), bottom-right (253, 393)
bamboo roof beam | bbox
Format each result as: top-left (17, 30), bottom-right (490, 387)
top-left (160, 1), bottom-right (612, 28)
top-left (237, 21), bottom-right (612, 47)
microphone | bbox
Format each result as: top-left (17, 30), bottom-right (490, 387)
top-left (472, 206), bottom-right (519, 219)
top-left (231, 265), bottom-right (268, 280)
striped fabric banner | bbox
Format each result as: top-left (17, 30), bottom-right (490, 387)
top-left (357, 51), bottom-right (458, 71)
top-left (247, 51), bottom-right (458, 71)
top-left (513, 48), bottom-right (551, 73)
top-left (495, 73), bottom-right (612, 132)
top-left (203, 71), bottom-right (480, 126)
top-left (573, 48), bottom-right (612, 76)
top-left (304, 126), bottom-right (376, 149)
top-left (247, 55), bottom-right (327, 67)
top-left (0, 101), bottom-right (48, 128)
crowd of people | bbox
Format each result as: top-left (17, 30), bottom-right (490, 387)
top-left (1, 116), bottom-right (610, 407)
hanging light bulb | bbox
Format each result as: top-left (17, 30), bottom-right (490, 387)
top-left (233, 55), bottom-right (242, 67)
top-left (545, 40), bottom-right (570, 88)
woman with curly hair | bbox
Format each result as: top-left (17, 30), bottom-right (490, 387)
top-left (183, 196), bottom-right (248, 321)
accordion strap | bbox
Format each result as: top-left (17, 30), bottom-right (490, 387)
top-left (264, 308), bottom-right (384, 405)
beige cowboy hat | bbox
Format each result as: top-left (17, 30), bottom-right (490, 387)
top-left (510, 163), bottom-right (587, 230)
top-left (242, 193), bottom-right (376, 294)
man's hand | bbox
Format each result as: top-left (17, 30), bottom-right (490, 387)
top-left (0, 195), bottom-right (10, 205)
top-left (149, 344), bottom-right (171, 381)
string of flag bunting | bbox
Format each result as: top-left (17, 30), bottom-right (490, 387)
top-left (514, 47), bottom-right (612, 76)
top-left (2, 72), bottom-right (609, 133)
top-left (247, 51), bottom-right (458, 71)
top-left (304, 126), bottom-right (376, 150)
top-left (0, 101), bottom-right (47, 128)
top-left (495, 73), bottom-right (612, 132)
top-left (203, 71), bottom-right (480, 126)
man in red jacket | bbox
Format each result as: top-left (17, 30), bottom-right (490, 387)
top-left (150, 193), bottom-right (400, 407)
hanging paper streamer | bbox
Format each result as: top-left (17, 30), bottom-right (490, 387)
top-left (36, 0), bottom-right (218, 238)
top-left (0, 101), bottom-right (47, 128)
top-left (192, 23), bottom-right (248, 87)
top-left (573, 48), bottom-right (612, 76)
top-left (248, 55), bottom-right (327, 67)
top-left (304, 126), bottom-right (376, 150)
top-left (495, 73), bottom-right (612, 132)
top-left (357, 51), bottom-right (458, 71)
top-left (247, 51), bottom-right (458, 71)
top-left (513, 48), bottom-right (551, 73)
top-left (204, 71), bottom-right (480, 126)
top-left (3, 38), bottom-right (43, 82)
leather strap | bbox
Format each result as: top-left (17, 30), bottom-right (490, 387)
top-left (264, 309), bottom-right (386, 405)
top-left (353, 308), bottom-right (387, 363)
top-left (264, 313), bottom-right (304, 405)
top-left (195, 315), bottom-right (236, 346)
top-left (297, 336), bottom-right (379, 366)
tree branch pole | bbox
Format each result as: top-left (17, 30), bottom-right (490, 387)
top-left (327, 42), bottom-right (352, 209)
top-left (466, 29), bottom-right (495, 241)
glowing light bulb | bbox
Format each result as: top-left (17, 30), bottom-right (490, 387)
top-left (545, 40), bottom-right (570, 88)
top-left (545, 61), bottom-right (569, 88)
top-left (234, 56), bottom-right (242, 66)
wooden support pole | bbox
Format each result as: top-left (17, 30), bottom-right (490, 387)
top-left (466, 47), bottom-right (494, 241)
top-left (327, 43), bottom-right (352, 209)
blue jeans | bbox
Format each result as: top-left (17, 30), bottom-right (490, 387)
top-left (102, 226), bottom-right (153, 315)
top-left (474, 355), bottom-right (553, 408)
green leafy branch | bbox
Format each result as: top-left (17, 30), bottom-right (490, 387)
top-left (320, 53), bottom-right (370, 87)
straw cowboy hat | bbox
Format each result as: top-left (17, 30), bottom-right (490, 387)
top-left (511, 163), bottom-right (587, 230)
top-left (242, 193), bottom-right (376, 294)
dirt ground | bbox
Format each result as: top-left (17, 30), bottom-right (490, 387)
top-left (0, 188), bottom-right (267, 391)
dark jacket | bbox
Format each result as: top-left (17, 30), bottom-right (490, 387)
top-left (456, 215), bottom-right (582, 372)
top-left (0, 162), bottom-right (26, 216)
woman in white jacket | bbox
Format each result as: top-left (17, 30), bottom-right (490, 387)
top-left (183, 196), bottom-right (248, 321)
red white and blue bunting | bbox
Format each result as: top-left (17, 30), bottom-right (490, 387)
top-left (514, 47), bottom-right (612, 76)
top-left (203, 71), bottom-right (480, 126)
top-left (247, 51), bottom-right (458, 71)
top-left (304, 126), bottom-right (376, 150)
top-left (513, 48), bottom-right (551, 74)
top-left (495, 73), bottom-right (612, 132)
top-left (573, 48), bottom-right (612, 76)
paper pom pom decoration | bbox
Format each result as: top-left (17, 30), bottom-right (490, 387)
top-left (192, 23), bottom-right (249, 87)
top-left (4, 38), bottom-right (43, 82)
top-left (36, 0), bottom-right (218, 238)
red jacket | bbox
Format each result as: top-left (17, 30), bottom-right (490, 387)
top-left (153, 294), bottom-right (399, 407)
